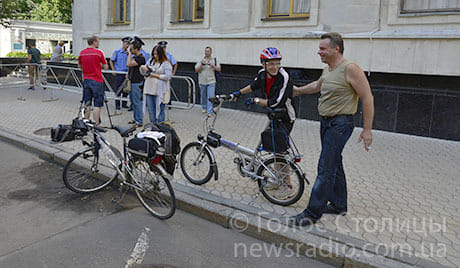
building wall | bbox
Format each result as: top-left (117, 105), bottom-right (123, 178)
top-left (73, 0), bottom-right (460, 76)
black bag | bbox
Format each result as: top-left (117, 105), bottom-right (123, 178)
top-left (261, 125), bottom-right (289, 153)
top-left (72, 118), bottom-right (88, 137)
top-left (128, 137), bottom-right (160, 158)
top-left (51, 124), bottom-right (75, 142)
top-left (153, 123), bottom-right (181, 156)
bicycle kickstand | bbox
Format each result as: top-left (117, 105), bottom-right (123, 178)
top-left (112, 182), bottom-right (128, 204)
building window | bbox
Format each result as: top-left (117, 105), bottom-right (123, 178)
top-left (267, 0), bottom-right (310, 18)
top-left (401, 0), bottom-right (460, 14)
top-left (178, 0), bottom-right (204, 22)
top-left (113, 0), bottom-right (131, 23)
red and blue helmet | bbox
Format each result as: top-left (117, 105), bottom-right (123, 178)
top-left (260, 47), bottom-right (282, 63)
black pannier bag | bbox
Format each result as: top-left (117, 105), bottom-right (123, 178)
top-left (153, 123), bottom-right (181, 156)
top-left (72, 118), bottom-right (88, 137)
top-left (127, 137), bottom-right (160, 158)
top-left (152, 123), bottom-right (181, 175)
top-left (261, 124), bottom-right (289, 153)
top-left (207, 131), bottom-right (221, 148)
top-left (51, 124), bottom-right (75, 142)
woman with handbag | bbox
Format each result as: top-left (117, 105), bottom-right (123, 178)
top-left (140, 45), bottom-right (172, 124)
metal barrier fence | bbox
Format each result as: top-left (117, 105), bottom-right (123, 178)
top-left (0, 62), bottom-right (196, 109)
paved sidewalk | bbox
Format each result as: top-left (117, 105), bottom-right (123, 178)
top-left (0, 77), bottom-right (458, 267)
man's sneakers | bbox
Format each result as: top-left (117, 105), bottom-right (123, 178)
top-left (27, 86), bottom-right (35, 90)
top-left (273, 184), bottom-right (295, 200)
top-left (323, 203), bottom-right (347, 216)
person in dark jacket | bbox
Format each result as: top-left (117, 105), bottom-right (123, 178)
top-left (230, 47), bottom-right (297, 199)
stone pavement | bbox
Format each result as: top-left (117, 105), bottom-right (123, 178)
top-left (0, 77), bottom-right (459, 267)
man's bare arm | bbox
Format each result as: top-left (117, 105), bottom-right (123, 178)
top-left (346, 63), bottom-right (374, 151)
top-left (293, 78), bottom-right (322, 96)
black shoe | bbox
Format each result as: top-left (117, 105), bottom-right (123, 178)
top-left (128, 120), bottom-right (136, 124)
top-left (323, 204), bottom-right (347, 216)
top-left (128, 108), bottom-right (133, 111)
top-left (122, 105), bottom-right (130, 109)
top-left (287, 214), bottom-right (317, 227)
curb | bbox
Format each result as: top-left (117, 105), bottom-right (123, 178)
top-left (0, 126), bottom-right (446, 268)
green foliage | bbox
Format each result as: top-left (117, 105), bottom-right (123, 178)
top-left (6, 52), bottom-right (28, 58)
top-left (0, 0), bottom-right (34, 26)
top-left (6, 51), bottom-right (77, 60)
top-left (1, 0), bottom-right (72, 26)
top-left (31, 0), bottom-right (72, 24)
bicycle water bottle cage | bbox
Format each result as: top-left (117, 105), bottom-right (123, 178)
top-left (207, 131), bottom-right (221, 148)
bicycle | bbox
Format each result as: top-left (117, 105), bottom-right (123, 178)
top-left (62, 106), bottom-right (176, 219)
top-left (180, 95), bottom-right (310, 206)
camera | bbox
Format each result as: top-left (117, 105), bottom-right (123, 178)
top-left (141, 65), bottom-right (154, 77)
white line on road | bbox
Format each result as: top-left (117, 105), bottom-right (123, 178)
top-left (124, 227), bottom-right (151, 268)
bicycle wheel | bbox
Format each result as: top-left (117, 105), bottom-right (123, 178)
top-left (180, 142), bottom-right (213, 185)
top-left (131, 159), bottom-right (176, 219)
top-left (257, 156), bottom-right (305, 206)
top-left (63, 147), bottom-right (118, 193)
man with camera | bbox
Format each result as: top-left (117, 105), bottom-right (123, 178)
top-left (126, 37), bottom-right (146, 127)
top-left (195, 46), bottom-right (221, 115)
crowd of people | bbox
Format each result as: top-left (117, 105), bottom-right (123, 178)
top-left (77, 32), bottom-right (374, 226)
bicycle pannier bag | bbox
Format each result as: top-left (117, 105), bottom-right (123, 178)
top-left (207, 131), bottom-right (221, 148)
top-left (128, 137), bottom-right (160, 158)
top-left (51, 124), bottom-right (76, 142)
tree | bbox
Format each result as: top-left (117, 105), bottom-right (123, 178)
top-left (31, 0), bottom-right (72, 24)
top-left (0, 0), bottom-right (72, 27)
top-left (0, 0), bottom-right (34, 26)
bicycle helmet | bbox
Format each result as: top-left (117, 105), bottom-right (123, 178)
top-left (260, 47), bottom-right (282, 63)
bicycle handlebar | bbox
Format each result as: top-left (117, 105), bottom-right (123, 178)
top-left (209, 95), bottom-right (233, 105)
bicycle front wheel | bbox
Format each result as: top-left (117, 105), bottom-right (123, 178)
top-left (257, 156), bottom-right (305, 206)
top-left (180, 142), bottom-right (214, 185)
top-left (131, 159), bottom-right (176, 219)
top-left (63, 147), bottom-right (118, 193)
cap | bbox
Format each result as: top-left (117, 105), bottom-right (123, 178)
top-left (121, 37), bottom-right (132, 43)
top-left (133, 36), bottom-right (145, 46)
top-left (158, 41), bottom-right (168, 47)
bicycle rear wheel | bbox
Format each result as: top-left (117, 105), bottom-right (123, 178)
top-left (257, 156), bottom-right (305, 206)
top-left (63, 147), bottom-right (118, 193)
top-left (131, 159), bottom-right (176, 219)
top-left (180, 142), bottom-right (213, 185)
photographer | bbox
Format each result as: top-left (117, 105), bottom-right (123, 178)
top-left (140, 45), bottom-right (172, 124)
top-left (195, 46), bottom-right (221, 115)
top-left (126, 37), bottom-right (146, 127)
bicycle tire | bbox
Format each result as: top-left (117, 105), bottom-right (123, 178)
top-left (63, 147), bottom-right (118, 193)
top-left (131, 159), bottom-right (176, 219)
top-left (257, 156), bottom-right (305, 206)
top-left (180, 142), bottom-right (214, 185)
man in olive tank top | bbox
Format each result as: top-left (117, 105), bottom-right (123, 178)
top-left (291, 32), bottom-right (374, 226)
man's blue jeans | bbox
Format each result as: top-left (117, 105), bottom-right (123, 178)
top-left (129, 82), bottom-right (143, 124)
top-left (302, 115), bottom-right (354, 220)
top-left (200, 83), bottom-right (216, 114)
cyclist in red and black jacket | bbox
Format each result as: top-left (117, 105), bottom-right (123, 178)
top-left (230, 47), bottom-right (296, 133)
top-left (230, 47), bottom-right (297, 199)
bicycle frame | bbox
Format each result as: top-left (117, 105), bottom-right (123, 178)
top-left (195, 95), bottom-right (306, 184)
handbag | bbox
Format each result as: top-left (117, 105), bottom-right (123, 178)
top-left (261, 122), bottom-right (289, 153)
top-left (121, 79), bottom-right (131, 93)
top-left (143, 77), bottom-right (158, 95)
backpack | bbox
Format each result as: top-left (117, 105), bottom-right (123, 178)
top-left (51, 124), bottom-right (75, 142)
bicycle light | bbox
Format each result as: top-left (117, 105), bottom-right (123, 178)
top-left (295, 156), bottom-right (302, 162)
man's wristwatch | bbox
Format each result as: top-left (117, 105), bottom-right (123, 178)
top-left (254, 97), bottom-right (260, 104)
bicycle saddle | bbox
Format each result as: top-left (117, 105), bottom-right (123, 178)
top-left (114, 125), bottom-right (137, 137)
